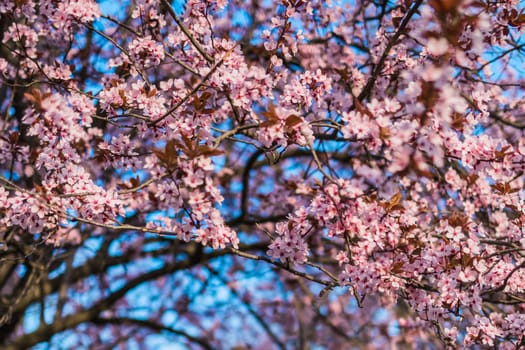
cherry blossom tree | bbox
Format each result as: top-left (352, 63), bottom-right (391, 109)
top-left (1, 0), bottom-right (525, 348)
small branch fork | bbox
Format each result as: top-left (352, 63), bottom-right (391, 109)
top-left (160, 0), bottom-right (214, 63)
top-left (357, 0), bottom-right (423, 102)
top-left (148, 49), bottom-right (233, 126)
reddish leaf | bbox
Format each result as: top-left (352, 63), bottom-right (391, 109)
top-left (197, 145), bottom-right (224, 157)
top-left (262, 103), bottom-right (280, 122)
top-left (353, 97), bottom-right (373, 118)
top-left (285, 115), bottom-right (303, 128)
top-left (147, 88), bottom-right (157, 98)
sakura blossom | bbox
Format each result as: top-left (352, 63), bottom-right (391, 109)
top-left (0, 0), bottom-right (524, 348)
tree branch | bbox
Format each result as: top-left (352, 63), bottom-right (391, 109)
top-left (160, 0), bottom-right (214, 63)
top-left (357, 0), bottom-right (423, 102)
top-left (92, 317), bottom-right (214, 350)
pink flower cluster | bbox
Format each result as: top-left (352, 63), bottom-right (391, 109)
top-left (1, 0), bottom-right (525, 346)
top-left (268, 207), bottom-right (311, 264)
top-left (127, 36), bottom-right (165, 67)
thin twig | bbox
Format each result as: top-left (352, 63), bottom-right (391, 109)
top-left (160, 0), bottom-right (214, 63)
top-left (149, 48), bottom-right (233, 126)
